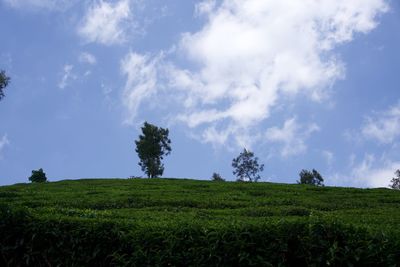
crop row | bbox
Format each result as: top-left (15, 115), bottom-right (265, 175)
top-left (1, 204), bottom-right (399, 266)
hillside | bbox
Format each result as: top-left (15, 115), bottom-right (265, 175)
top-left (1, 178), bottom-right (400, 266)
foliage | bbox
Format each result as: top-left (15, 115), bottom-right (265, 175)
top-left (232, 148), bottom-right (264, 182)
top-left (28, 168), bottom-right (47, 183)
top-left (0, 70), bottom-right (10, 100)
top-left (297, 169), bottom-right (324, 186)
top-left (211, 172), bottom-right (225, 181)
top-left (389, 169), bottom-right (400, 189)
top-left (135, 122), bottom-right (171, 178)
top-left (1, 209), bottom-right (398, 266)
top-left (1, 178), bottom-right (400, 265)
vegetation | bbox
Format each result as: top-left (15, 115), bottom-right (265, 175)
top-left (389, 169), bottom-right (400, 189)
top-left (0, 70), bottom-right (10, 100)
top-left (232, 148), bottom-right (264, 182)
top-left (135, 122), bottom-right (171, 178)
top-left (297, 169), bottom-right (324, 186)
top-left (28, 168), bottom-right (47, 183)
top-left (211, 172), bottom-right (225, 181)
top-left (1, 178), bottom-right (400, 265)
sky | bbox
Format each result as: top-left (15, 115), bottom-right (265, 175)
top-left (1, 0), bottom-right (400, 187)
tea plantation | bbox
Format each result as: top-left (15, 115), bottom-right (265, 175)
top-left (1, 178), bottom-right (400, 266)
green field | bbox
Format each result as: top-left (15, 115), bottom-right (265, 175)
top-left (1, 178), bottom-right (400, 266)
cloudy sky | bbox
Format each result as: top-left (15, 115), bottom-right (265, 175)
top-left (1, 0), bottom-right (400, 187)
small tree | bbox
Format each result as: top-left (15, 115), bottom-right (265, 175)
top-left (389, 169), bottom-right (400, 189)
top-left (0, 70), bottom-right (10, 101)
top-left (211, 172), bottom-right (225, 182)
top-left (135, 122), bottom-right (171, 178)
top-left (297, 169), bottom-right (324, 186)
top-left (232, 148), bottom-right (264, 182)
top-left (29, 168), bottom-right (47, 183)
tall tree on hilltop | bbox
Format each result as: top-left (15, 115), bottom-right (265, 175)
top-left (389, 169), bottom-right (400, 189)
top-left (135, 122), bottom-right (171, 178)
top-left (28, 168), bottom-right (47, 183)
top-left (232, 148), bottom-right (264, 182)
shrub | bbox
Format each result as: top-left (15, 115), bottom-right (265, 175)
top-left (211, 172), bottom-right (225, 181)
top-left (0, 209), bottom-right (399, 267)
top-left (297, 169), bottom-right (324, 186)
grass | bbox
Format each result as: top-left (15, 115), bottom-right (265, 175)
top-left (1, 178), bottom-right (400, 265)
top-left (1, 178), bottom-right (399, 231)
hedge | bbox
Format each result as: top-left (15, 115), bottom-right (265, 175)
top-left (1, 205), bottom-right (399, 266)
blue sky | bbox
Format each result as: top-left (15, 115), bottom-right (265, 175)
top-left (1, 0), bottom-right (400, 187)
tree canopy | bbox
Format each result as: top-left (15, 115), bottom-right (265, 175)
top-left (0, 70), bottom-right (10, 101)
top-left (211, 172), bottom-right (225, 182)
top-left (297, 169), bottom-right (324, 186)
top-left (29, 168), bottom-right (47, 183)
top-left (135, 122), bottom-right (171, 178)
top-left (232, 148), bottom-right (264, 182)
top-left (389, 169), bottom-right (400, 189)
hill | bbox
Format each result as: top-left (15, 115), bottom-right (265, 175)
top-left (1, 178), bottom-right (400, 266)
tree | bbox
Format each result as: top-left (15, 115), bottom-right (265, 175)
top-left (389, 169), bottom-right (400, 189)
top-left (0, 70), bottom-right (10, 101)
top-left (135, 122), bottom-right (171, 178)
top-left (211, 172), bottom-right (225, 182)
top-left (29, 168), bottom-right (47, 183)
top-left (232, 148), bottom-right (264, 182)
top-left (297, 169), bottom-right (324, 186)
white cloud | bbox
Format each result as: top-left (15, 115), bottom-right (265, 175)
top-left (101, 82), bottom-right (113, 101)
top-left (350, 155), bottom-right (400, 188)
top-left (78, 0), bottom-right (132, 45)
top-left (362, 102), bottom-right (400, 144)
top-left (265, 118), bottom-right (319, 157)
top-left (3, 0), bottom-right (74, 11)
top-left (195, 0), bottom-right (216, 17)
top-left (79, 52), bottom-right (97, 65)
top-left (121, 0), bottom-right (388, 147)
top-left (58, 64), bottom-right (75, 89)
top-left (0, 134), bottom-right (10, 159)
top-left (322, 150), bottom-right (335, 167)
top-left (326, 153), bottom-right (400, 188)
top-left (120, 52), bottom-right (160, 124)
top-left (201, 126), bottom-right (230, 146)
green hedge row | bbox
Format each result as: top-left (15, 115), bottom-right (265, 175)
top-left (1, 205), bottom-right (399, 266)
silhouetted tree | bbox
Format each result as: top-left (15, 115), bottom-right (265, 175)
top-left (389, 169), bottom-right (400, 189)
top-left (232, 148), bottom-right (264, 182)
top-left (29, 168), bottom-right (47, 183)
top-left (297, 169), bottom-right (324, 186)
top-left (0, 70), bottom-right (10, 101)
top-left (211, 172), bottom-right (225, 182)
top-left (135, 122), bottom-right (171, 178)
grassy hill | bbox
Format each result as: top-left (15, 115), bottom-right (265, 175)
top-left (1, 178), bottom-right (400, 266)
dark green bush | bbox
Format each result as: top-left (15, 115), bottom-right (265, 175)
top-left (298, 169), bottom-right (324, 186)
top-left (2, 179), bottom-right (400, 266)
top-left (282, 207), bottom-right (311, 216)
top-left (1, 205), bottom-right (399, 266)
top-left (211, 172), bottom-right (225, 182)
